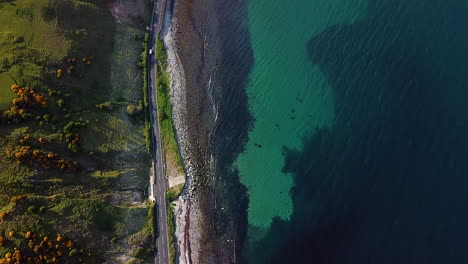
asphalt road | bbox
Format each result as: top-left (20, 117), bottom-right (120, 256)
top-left (147, 0), bottom-right (170, 263)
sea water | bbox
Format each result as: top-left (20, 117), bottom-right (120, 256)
top-left (234, 0), bottom-right (468, 262)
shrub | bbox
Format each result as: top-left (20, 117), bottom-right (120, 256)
top-left (67, 66), bottom-right (75, 75)
top-left (132, 247), bottom-right (153, 259)
top-left (63, 121), bottom-right (85, 133)
top-left (68, 142), bottom-right (79, 153)
top-left (144, 121), bottom-right (151, 153)
top-left (39, 206), bottom-right (47, 214)
top-left (27, 205), bottom-right (36, 214)
top-left (48, 89), bottom-right (56, 97)
top-left (57, 99), bottom-right (65, 108)
top-left (126, 104), bottom-right (137, 115)
top-left (9, 147), bottom-right (79, 171)
top-left (156, 37), bottom-right (168, 69)
top-left (96, 101), bottom-right (113, 110)
top-left (126, 102), bottom-right (143, 115)
top-left (158, 110), bottom-right (167, 121)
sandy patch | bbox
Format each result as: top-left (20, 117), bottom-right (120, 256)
top-left (169, 175), bottom-right (186, 188)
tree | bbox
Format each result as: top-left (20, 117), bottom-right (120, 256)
top-left (126, 104), bottom-right (137, 115)
top-left (127, 102), bottom-right (143, 115)
top-left (39, 206), bottom-right (47, 214)
top-left (56, 69), bottom-right (63, 78)
top-left (96, 101), bottom-right (113, 110)
top-left (57, 99), bottom-right (65, 108)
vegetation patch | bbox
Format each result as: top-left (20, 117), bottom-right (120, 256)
top-left (155, 36), bottom-right (184, 263)
top-left (166, 183), bottom-right (184, 202)
top-left (167, 203), bottom-right (176, 264)
top-left (0, 0), bottom-right (153, 262)
top-left (155, 37), bottom-right (184, 176)
top-left (0, 231), bottom-right (93, 263)
top-left (138, 32), bottom-right (152, 153)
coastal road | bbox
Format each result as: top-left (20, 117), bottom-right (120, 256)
top-left (147, 0), bottom-right (171, 263)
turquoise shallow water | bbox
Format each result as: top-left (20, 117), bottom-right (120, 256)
top-left (230, 0), bottom-right (468, 263)
top-left (236, 0), bottom-right (365, 242)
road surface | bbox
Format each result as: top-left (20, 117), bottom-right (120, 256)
top-left (147, 0), bottom-right (170, 263)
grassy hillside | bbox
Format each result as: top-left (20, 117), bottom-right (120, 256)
top-left (0, 0), bottom-right (153, 263)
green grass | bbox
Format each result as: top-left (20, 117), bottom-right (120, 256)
top-left (156, 37), bottom-right (183, 171)
top-left (147, 203), bottom-right (156, 238)
top-left (0, 0), bottom-right (71, 61)
top-left (0, 194), bottom-right (152, 259)
top-left (0, 0), bottom-right (153, 261)
top-left (126, 203), bottom-right (156, 262)
top-left (156, 37), bottom-right (167, 69)
top-left (141, 33), bottom-right (149, 107)
top-left (0, 74), bottom-right (15, 109)
top-left (167, 202), bottom-right (176, 264)
top-left (128, 203), bottom-right (156, 239)
top-left (91, 170), bottom-right (122, 178)
top-left (139, 33), bottom-right (152, 153)
top-left (49, 197), bottom-right (123, 232)
top-left (144, 120), bottom-right (152, 154)
top-left (166, 183), bottom-right (184, 202)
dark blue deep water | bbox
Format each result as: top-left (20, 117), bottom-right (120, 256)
top-left (215, 0), bottom-right (468, 263)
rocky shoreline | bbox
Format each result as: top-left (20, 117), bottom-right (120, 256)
top-left (160, 2), bottom-right (206, 263)
top-left (161, 0), bottom-right (253, 262)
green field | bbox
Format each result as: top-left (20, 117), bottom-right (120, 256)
top-left (0, 0), bottom-right (71, 109)
top-left (0, 0), bottom-right (153, 263)
top-left (0, 74), bottom-right (15, 109)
